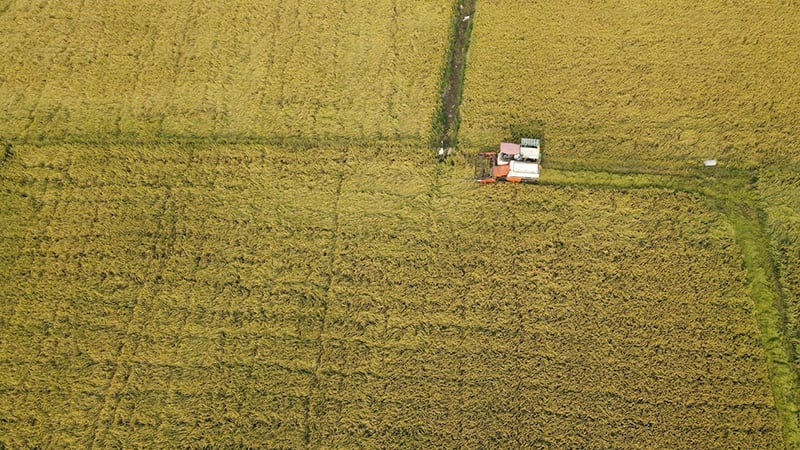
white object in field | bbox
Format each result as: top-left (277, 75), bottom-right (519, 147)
top-left (520, 146), bottom-right (540, 161)
top-left (704, 159), bottom-right (717, 167)
top-left (508, 159), bottom-right (540, 180)
top-left (438, 147), bottom-right (445, 157)
top-left (520, 138), bottom-right (541, 161)
top-left (463, 15), bottom-right (470, 21)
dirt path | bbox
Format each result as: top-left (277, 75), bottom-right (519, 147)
top-left (437, 0), bottom-right (476, 154)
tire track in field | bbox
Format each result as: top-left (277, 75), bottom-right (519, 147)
top-left (435, 0), bottom-right (476, 152)
top-left (302, 155), bottom-right (346, 448)
top-left (506, 187), bottom-right (529, 445)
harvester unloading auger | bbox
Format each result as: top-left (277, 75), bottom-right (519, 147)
top-left (475, 138), bottom-right (541, 183)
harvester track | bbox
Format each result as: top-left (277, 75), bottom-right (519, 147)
top-left (436, 0), bottom-right (476, 154)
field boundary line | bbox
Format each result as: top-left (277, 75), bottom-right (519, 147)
top-left (717, 193), bottom-right (800, 448)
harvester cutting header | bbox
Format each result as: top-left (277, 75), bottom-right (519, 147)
top-left (475, 138), bottom-right (541, 183)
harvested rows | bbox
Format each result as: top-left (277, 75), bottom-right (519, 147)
top-left (0, 0), bottom-right (451, 143)
top-left (0, 144), bottom-right (782, 448)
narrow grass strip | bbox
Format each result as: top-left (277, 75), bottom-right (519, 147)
top-left (722, 195), bottom-right (800, 448)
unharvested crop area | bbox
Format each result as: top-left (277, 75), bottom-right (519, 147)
top-left (0, 144), bottom-right (784, 448)
top-left (0, 0), bottom-right (451, 143)
top-left (460, 0), bottom-right (800, 169)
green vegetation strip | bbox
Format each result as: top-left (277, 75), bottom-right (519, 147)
top-left (718, 193), bottom-right (800, 448)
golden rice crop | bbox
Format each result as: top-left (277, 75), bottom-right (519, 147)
top-left (759, 167), bottom-right (800, 374)
top-left (0, 0), bottom-right (795, 447)
top-left (459, 4), bottom-right (800, 421)
top-left (459, 0), bottom-right (800, 169)
top-left (0, 0), bottom-right (451, 144)
top-left (0, 143), bottom-right (782, 448)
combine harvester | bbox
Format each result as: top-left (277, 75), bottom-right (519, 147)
top-left (475, 138), bottom-right (541, 183)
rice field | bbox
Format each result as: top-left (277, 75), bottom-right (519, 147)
top-left (0, 143), bottom-right (785, 448)
top-left (459, 0), bottom-right (800, 169)
top-left (0, 0), bottom-right (451, 143)
top-left (460, 4), bottom-right (800, 444)
top-left (1, 0), bottom-right (799, 448)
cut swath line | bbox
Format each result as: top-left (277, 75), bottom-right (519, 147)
top-left (302, 160), bottom-right (346, 449)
